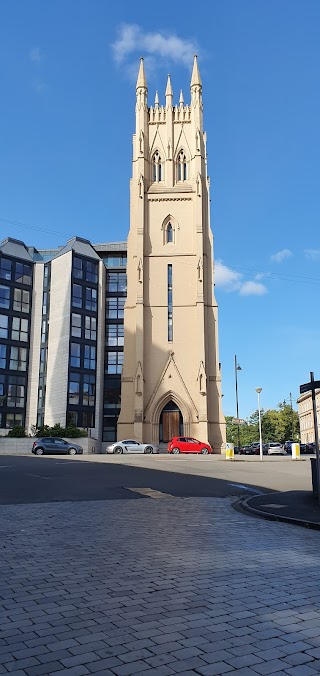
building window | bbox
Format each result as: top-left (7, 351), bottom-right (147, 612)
top-left (103, 255), bottom-right (127, 268)
top-left (106, 297), bottom-right (125, 319)
top-left (6, 412), bottom-right (23, 429)
top-left (177, 150), bottom-right (187, 181)
top-left (85, 287), bottom-right (97, 311)
top-left (7, 377), bottom-right (25, 407)
top-left (107, 272), bottom-right (127, 293)
top-left (0, 344), bottom-right (6, 368)
top-left (168, 264), bottom-right (173, 341)
top-left (70, 343), bottom-right (81, 368)
top-left (0, 285), bottom-right (10, 309)
top-left (15, 262), bottom-right (32, 285)
top-left (0, 375), bottom-right (4, 401)
top-left (86, 261), bottom-right (98, 283)
top-left (12, 317), bottom-right (28, 342)
top-left (42, 291), bottom-right (48, 315)
top-left (0, 315), bottom-right (8, 339)
top-left (82, 411), bottom-right (94, 428)
top-left (13, 289), bottom-right (30, 313)
top-left (39, 347), bottom-right (46, 373)
top-left (67, 411), bottom-right (78, 426)
top-left (0, 258), bottom-right (12, 281)
top-left (73, 257), bottom-right (83, 280)
top-left (83, 374), bottom-right (95, 406)
top-left (106, 351), bottom-right (124, 374)
top-left (71, 313), bottom-right (82, 338)
top-left (107, 324), bottom-right (124, 346)
top-left (68, 373), bottom-right (80, 405)
top-left (84, 345), bottom-right (96, 370)
top-left (9, 346), bottom-right (27, 371)
top-left (72, 284), bottom-right (82, 308)
top-left (166, 223), bottom-right (173, 243)
top-left (85, 316), bottom-right (96, 341)
top-left (152, 151), bottom-right (162, 182)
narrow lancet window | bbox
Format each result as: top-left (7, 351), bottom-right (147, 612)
top-left (167, 223), bottom-right (173, 243)
top-left (152, 151), bottom-right (162, 182)
top-left (168, 264), bottom-right (173, 341)
top-left (177, 150), bottom-right (187, 181)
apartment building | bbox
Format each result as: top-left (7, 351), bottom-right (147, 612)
top-left (0, 237), bottom-right (126, 445)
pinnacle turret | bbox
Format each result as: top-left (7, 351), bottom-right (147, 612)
top-left (154, 90), bottom-right (159, 107)
top-left (136, 57), bottom-right (147, 90)
top-left (165, 74), bottom-right (173, 97)
top-left (179, 90), bottom-right (184, 105)
top-left (190, 54), bottom-right (202, 89)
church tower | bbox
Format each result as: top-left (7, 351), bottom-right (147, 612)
top-left (117, 56), bottom-right (226, 451)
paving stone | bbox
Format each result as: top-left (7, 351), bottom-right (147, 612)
top-left (194, 661), bottom-right (235, 675)
top-left (251, 658), bottom-right (294, 674)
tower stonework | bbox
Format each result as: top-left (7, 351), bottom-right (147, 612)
top-left (117, 57), bottom-right (226, 451)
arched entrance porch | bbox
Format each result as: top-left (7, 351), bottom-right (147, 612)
top-left (159, 400), bottom-right (183, 442)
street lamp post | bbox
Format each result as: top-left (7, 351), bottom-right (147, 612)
top-left (256, 387), bottom-right (263, 462)
top-left (234, 356), bottom-right (242, 453)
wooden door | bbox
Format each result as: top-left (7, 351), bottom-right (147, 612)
top-left (162, 411), bottom-right (180, 442)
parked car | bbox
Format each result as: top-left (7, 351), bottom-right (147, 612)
top-left (106, 440), bottom-right (159, 454)
top-left (240, 445), bottom-right (254, 455)
top-left (284, 440), bottom-right (295, 452)
top-left (32, 438), bottom-right (83, 455)
top-left (168, 437), bottom-right (212, 454)
top-left (253, 444), bottom-right (269, 456)
top-left (234, 446), bottom-right (242, 454)
top-left (306, 442), bottom-right (316, 454)
top-left (267, 442), bottom-right (286, 455)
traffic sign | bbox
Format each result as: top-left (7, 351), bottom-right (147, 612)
top-left (300, 381), bottom-right (320, 394)
top-left (232, 418), bottom-right (245, 425)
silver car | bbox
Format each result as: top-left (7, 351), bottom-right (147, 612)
top-left (106, 440), bottom-right (159, 454)
top-left (267, 442), bottom-right (285, 455)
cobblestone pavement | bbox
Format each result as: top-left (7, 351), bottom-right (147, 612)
top-left (1, 497), bottom-right (320, 675)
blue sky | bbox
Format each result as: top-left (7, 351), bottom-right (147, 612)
top-left (1, 0), bottom-right (320, 420)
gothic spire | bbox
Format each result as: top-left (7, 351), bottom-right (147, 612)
top-left (165, 74), bottom-right (173, 97)
top-left (136, 57), bottom-right (147, 91)
top-left (190, 54), bottom-right (202, 89)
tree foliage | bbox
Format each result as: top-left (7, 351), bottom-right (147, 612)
top-left (226, 403), bottom-right (299, 446)
top-left (7, 426), bottom-right (27, 438)
top-left (35, 423), bottom-right (87, 438)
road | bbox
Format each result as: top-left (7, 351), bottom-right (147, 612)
top-left (0, 453), bottom-right (313, 504)
top-left (0, 454), bottom-right (319, 676)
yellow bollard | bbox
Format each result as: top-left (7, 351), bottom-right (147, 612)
top-left (292, 442), bottom-right (300, 460)
top-left (225, 443), bottom-right (235, 460)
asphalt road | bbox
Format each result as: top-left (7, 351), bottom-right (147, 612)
top-left (0, 454), bottom-right (276, 504)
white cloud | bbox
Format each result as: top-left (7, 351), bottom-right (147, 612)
top-left (29, 47), bottom-right (44, 64)
top-left (270, 248), bottom-right (293, 263)
top-left (111, 24), bottom-right (198, 72)
top-left (215, 261), bottom-right (268, 296)
top-left (239, 281), bottom-right (268, 296)
top-left (304, 249), bottom-right (320, 261)
top-left (214, 261), bottom-right (242, 292)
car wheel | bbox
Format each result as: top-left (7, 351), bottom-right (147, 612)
top-left (35, 448), bottom-right (44, 455)
top-left (171, 447), bottom-right (180, 454)
top-left (144, 446), bottom-right (153, 454)
top-left (113, 446), bottom-right (123, 454)
top-left (68, 448), bottom-right (77, 456)
top-left (201, 448), bottom-right (209, 455)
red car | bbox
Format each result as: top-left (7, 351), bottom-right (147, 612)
top-left (168, 436), bottom-right (212, 454)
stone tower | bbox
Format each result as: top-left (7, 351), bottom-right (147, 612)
top-left (117, 56), bottom-right (226, 451)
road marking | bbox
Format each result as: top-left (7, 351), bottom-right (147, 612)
top-left (260, 503), bottom-right (286, 509)
top-left (126, 487), bottom-right (174, 499)
top-left (228, 483), bottom-right (262, 494)
top-left (0, 465), bottom-right (14, 469)
top-left (26, 473), bottom-right (53, 480)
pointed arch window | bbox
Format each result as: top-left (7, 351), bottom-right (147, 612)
top-left (152, 151), bottom-right (162, 182)
top-left (166, 223), bottom-right (173, 243)
top-left (177, 150), bottom-right (187, 181)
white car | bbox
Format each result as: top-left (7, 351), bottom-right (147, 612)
top-left (267, 442), bottom-right (285, 455)
top-left (106, 440), bottom-right (160, 454)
